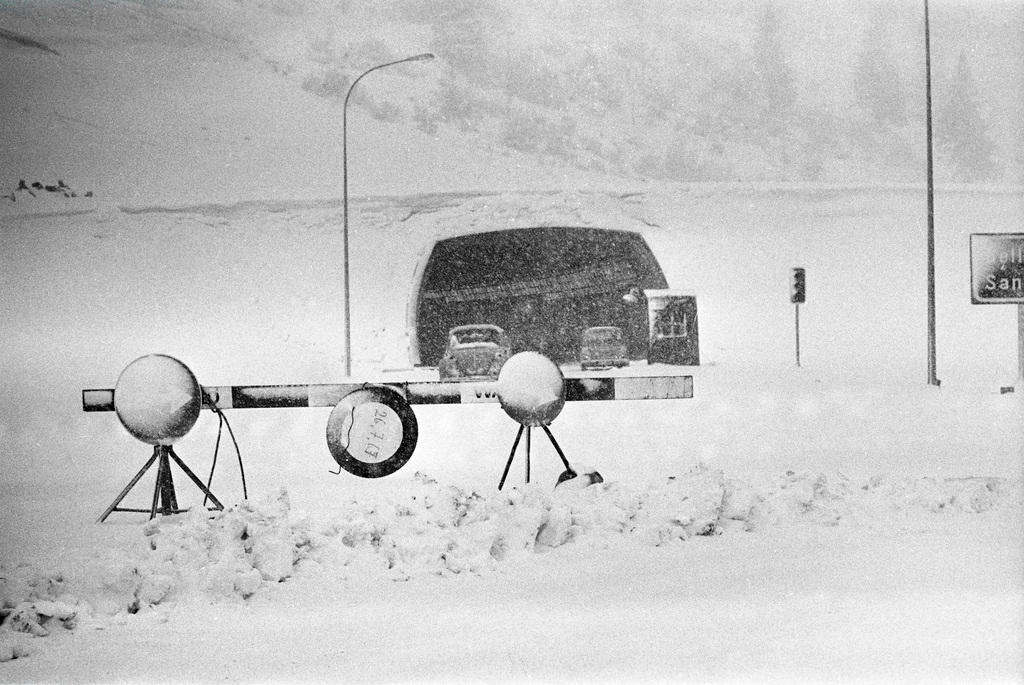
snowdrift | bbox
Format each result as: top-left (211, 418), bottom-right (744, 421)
top-left (2, 468), bottom-right (1019, 663)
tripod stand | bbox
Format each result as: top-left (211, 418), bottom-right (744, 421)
top-left (98, 444), bottom-right (224, 522)
top-left (498, 423), bottom-right (577, 490)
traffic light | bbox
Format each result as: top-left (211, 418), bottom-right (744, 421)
top-left (790, 267), bottom-right (806, 304)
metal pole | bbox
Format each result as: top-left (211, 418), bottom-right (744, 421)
top-left (341, 53), bottom-right (434, 377)
top-left (925, 0), bottom-right (940, 386)
top-left (499, 425), bottom-right (525, 491)
top-left (157, 446), bottom-right (178, 515)
top-left (795, 303), bottom-right (801, 367)
top-left (1017, 304), bottom-right (1024, 384)
top-left (342, 90), bottom-right (350, 377)
top-left (525, 426), bottom-right (531, 483)
top-left (97, 447), bottom-right (159, 522)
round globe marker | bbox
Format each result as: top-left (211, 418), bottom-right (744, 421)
top-left (114, 354), bottom-right (202, 445)
top-left (493, 351), bottom-right (582, 490)
top-left (497, 351), bottom-right (566, 426)
top-left (326, 386), bottom-right (418, 478)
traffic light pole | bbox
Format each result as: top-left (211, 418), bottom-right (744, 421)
top-left (1018, 304), bottom-right (1024, 385)
top-left (795, 302), bottom-right (801, 367)
top-left (790, 267), bottom-right (805, 367)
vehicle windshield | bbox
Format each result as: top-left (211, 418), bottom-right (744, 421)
top-left (585, 328), bottom-right (623, 343)
top-left (453, 328), bottom-right (501, 345)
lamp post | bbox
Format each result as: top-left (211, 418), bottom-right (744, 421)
top-left (924, 0), bottom-right (940, 386)
top-left (342, 52), bottom-right (434, 377)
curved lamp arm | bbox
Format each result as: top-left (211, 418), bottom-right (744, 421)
top-left (341, 52), bottom-right (435, 377)
top-left (344, 52), bottom-right (435, 112)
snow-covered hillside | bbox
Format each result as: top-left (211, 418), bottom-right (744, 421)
top-left (1, 1), bottom-right (1023, 683)
top-left (2, 0), bottom-right (1022, 205)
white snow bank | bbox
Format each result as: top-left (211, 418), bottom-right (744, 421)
top-left (0, 562), bottom-right (87, 662)
top-left (2, 468), bottom-right (1020, 662)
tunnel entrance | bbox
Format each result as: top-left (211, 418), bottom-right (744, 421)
top-left (413, 226), bottom-right (669, 366)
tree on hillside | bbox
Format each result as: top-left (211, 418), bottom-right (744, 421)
top-left (420, 0), bottom-right (499, 84)
top-left (737, 4), bottom-right (797, 138)
top-left (709, 4), bottom-right (798, 179)
top-left (716, 3), bottom-right (798, 167)
top-left (854, 7), bottom-right (909, 128)
top-left (936, 51), bottom-right (1001, 181)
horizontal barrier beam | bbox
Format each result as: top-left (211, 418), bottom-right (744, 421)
top-left (82, 375), bottom-right (693, 412)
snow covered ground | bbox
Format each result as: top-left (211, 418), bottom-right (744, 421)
top-left (1, 474), bottom-right (1021, 683)
top-left (2, 187), bottom-right (1021, 683)
top-left (2, 2), bottom-right (1023, 683)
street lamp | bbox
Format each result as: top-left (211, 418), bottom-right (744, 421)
top-left (924, 0), bottom-right (940, 386)
top-left (342, 52), bottom-right (435, 376)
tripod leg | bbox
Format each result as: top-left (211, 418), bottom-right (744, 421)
top-left (150, 450), bottom-right (165, 520)
top-left (540, 424), bottom-right (575, 474)
top-left (498, 424), bottom-right (525, 491)
top-left (525, 426), bottom-right (531, 484)
top-left (168, 448), bottom-right (225, 510)
top-left (157, 447), bottom-right (178, 516)
top-left (97, 447), bottom-right (159, 523)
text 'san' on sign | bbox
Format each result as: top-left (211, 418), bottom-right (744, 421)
top-left (970, 233), bottom-right (1024, 304)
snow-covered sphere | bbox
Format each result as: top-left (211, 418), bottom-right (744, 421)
top-left (497, 351), bottom-right (565, 426)
top-left (114, 354), bottom-right (202, 445)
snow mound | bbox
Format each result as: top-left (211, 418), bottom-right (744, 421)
top-left (0, 564), bottom-right (84, 662)
top-left (128, 470), bottom-right (1021, 593)
top-left (124, 489), bottom-right (302, 610)
top-left (1, 469), bottom-right (1020, 661)
top-left (728, 471), bottom-right (1022, 531)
